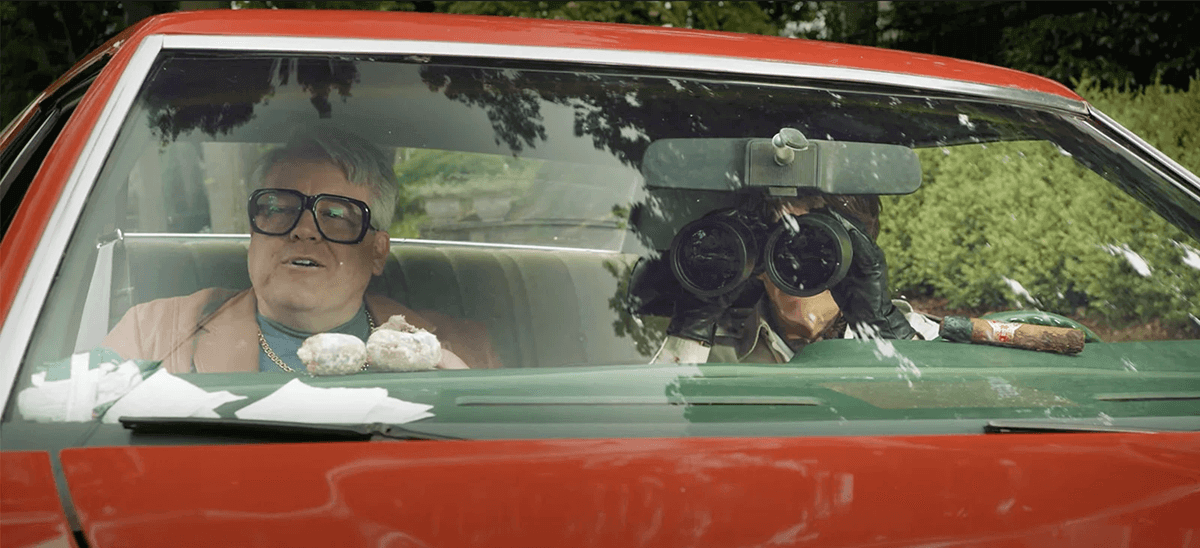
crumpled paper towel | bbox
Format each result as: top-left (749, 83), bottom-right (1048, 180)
top-left (235, 378), bottom-right (433, 424)
top-left (100, 369), bottom-right (246, 423)
top-left (18, 350), bottom-right (156, 422)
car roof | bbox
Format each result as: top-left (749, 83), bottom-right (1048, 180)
top-left (122, 9), bottom-right (1080, 101)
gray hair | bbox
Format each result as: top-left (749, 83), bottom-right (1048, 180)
top-left (251, 126), bottom-right (399, 231)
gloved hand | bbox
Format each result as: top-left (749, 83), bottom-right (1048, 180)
top-left (666, 277), bottom-right (763, 346)
top-left (627, 254), bottom-right (762, 346)
top-left (825, 209), bottom-right (917, 340)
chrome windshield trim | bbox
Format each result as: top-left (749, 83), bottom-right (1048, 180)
top-left (0, 36), bottom-right (165, 407)
top-left (159, 34), bottom-right (1087, 114)
top-left (1087, 104), bottom-right (1200, 197)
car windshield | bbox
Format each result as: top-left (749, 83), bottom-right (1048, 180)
top-left (9, 50), bottom-right (1200, 438)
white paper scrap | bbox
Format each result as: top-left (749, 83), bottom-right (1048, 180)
top-left (235, 379), bottom-right (433, 424)
top-left (96, 360), bottom-right (146, 406)
top-left (363, 397), bottom-right (434, 424)
top-left (102, 369), bottom-right (246, 424)
top-left (19, 357), bottom-right (148, 423)
top-left (235, 379), bottom-right (387, 423)
top-left (65, 352), bottom-right (96, 422)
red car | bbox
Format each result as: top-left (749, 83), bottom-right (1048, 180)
top-left (3, 10), bottom-right (1198, 548)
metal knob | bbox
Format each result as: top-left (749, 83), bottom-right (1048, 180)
top-left (772, 128), bottom-right (809, 166)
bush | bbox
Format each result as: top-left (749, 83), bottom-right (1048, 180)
top-left (879, 78), bottom-right (1200, 331)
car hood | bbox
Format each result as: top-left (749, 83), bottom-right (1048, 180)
top-left (4, 433), bottom-right (1184, 547)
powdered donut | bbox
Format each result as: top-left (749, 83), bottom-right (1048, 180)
top-left (366, 315), bottom-right (442, 372)
top-left (298, 333), bottom-right (367, 376)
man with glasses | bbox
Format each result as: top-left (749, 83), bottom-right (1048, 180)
top-left (103, 128), bottom-right (498, 374)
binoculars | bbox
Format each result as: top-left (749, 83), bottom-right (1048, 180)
top-left (668, 207), bottom-right (853, 298)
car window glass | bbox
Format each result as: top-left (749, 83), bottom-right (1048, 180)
top-left (1, 64), bottom-right (103, 237)
top-left (10, 51), bottom-right (1198, 435)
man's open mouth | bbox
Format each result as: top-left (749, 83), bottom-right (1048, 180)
top-left (287, 258), bottom-right (323, 268)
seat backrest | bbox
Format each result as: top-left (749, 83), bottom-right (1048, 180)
top-left (122, 236), bottom-right (649, 368)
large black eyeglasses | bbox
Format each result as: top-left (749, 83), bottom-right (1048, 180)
top-left (248, 188), bottom-right (374, 244)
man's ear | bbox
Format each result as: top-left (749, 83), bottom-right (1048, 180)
top-left (371, 230), bottom-right (390, 275)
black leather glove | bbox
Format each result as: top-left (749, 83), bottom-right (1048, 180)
top-left (627, 254), bottom-right (763, 346)
top-left (825, 210), bottom-right (917, 340)
top-left (667, 278), bottom-right (763, 345)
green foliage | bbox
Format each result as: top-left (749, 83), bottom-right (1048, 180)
top-left (999, 3), bottom-right (1200, 91)
top-left (0, 1), bottom-right (125, 126)
top-left (388, 148), bottom-right (542, 237)
top-left (1076, 76), bottom-right (1200, 176)
top-left (879, 81), bottom-right (1200, 329)
top-left (394, 148), bottom-right (541, 195)
top-left (230, 1), bottom-right (419, 10)
top-left (875, 2), bottom-right (1200, 91)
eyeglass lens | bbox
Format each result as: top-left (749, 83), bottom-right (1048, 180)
top-left (251, 190), bottom-right (367, 243)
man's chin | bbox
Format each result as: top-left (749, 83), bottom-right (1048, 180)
top-left (257, 290), bottom-right (337, 316)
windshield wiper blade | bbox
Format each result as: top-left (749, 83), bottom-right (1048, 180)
top-left (120, 416), bottom-right (461, 441)
top-left (984, 419), bottom-right (1157, 434)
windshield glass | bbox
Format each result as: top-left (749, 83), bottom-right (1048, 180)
top-left (9, 51), bottom-right (1200, 437)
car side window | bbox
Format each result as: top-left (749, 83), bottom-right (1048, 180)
top-left (0, 59), bottom-right (106, 237)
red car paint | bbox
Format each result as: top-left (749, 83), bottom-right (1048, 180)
top-left (57, 434), bottom-right (1200, 547)
top-left (0, 25), bottom-right (142, 324)
top-left (1, 452), bottom-right (76, 548)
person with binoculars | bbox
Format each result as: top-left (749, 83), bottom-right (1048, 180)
top-left (644, 193), bottom-right (938, 364)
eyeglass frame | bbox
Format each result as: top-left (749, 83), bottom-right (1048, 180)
top-left (247, 188), bottom-right (376, 245)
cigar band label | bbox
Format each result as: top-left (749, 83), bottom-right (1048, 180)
top-left (986, 320), bottom-right (1020, 343)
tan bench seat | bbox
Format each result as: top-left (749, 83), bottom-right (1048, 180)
top-left (120, 236), bottom-right (650, 369)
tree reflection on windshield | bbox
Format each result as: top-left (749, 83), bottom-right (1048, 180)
top-left (144, 57), bottom-right (360, 141)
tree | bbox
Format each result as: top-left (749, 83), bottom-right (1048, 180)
top-left (874, 1), bottom-right (1199, 90)
top-left (1, 1), bottom-right (176, 127)
top-left (5, 1), bottom-right (1197, 128)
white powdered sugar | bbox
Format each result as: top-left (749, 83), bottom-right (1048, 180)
top-left (366, 315), bottom-right (442, 372)
top-left (298, 333), bottom-right (367, 376)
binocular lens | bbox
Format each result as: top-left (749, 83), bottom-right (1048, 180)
top-left (764, 214), bottom-right (852, 297)
top-left (668, 207), bottom-right (852, 299)
top-left (669, 216), bottom-right (756, 297)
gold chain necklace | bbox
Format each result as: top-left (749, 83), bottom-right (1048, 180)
top-left (258, 309), bottom-right (375, 375)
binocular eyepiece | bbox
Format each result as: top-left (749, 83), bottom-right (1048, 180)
top-left (668, 207), bottom-right (853, 298)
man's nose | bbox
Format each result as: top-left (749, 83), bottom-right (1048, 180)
top-left (289, 209), bottom-right (322, 241)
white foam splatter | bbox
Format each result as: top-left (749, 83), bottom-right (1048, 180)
top-left (619, 125), bottom-right (649, 143)
top-left (987, 377), bottom-right (1019, 399)
top-left (1101, 244), bottom-right (1153, 277)
top-left (1001, 277), bottom-right (1041, 306)
top-left (1173, 241), bottom-right (1200, 270)
top-left (778, 205), bottom-right (800, 232)
top-left (957, 113), bottom-right (976, 129)
top-left (850, 323), bottom-right (921, 386)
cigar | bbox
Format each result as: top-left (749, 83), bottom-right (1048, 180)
top-left (940, 316), bottom-right (1085, 355)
